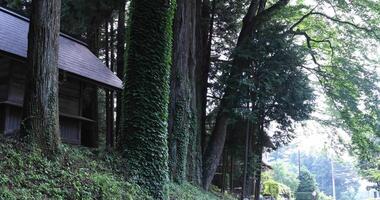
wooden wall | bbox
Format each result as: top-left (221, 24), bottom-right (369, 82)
top-left (59, 77), bottom-right (81, 116)
top-left (3, 106), bottom-right (22, 136)
top-left (0, 57), bottom-right (10, 101)
top-left (0, 58), bottom-right (98, 146)
top-left (0, 105), bottom-right (4, 134)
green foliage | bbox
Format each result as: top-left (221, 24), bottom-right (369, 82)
top-left (0, 138), bottom-right (235, 200)
top-left (296, 168), bottom-right (318, 200)
top-left (168, 183), bottom-right (237, 200)
top-left (0, 138), bottom-right (150, 200)
top-left (122, 0), bottom-right (176, 199)
top-left (279, 0), bottom-right (380, 178)
top-left (318, 192), bottom-right (333, 200)
top-left (291, 151), bottom-right (360, 199)
top-left (359, 159), bottom-right (380, 184)
top-left (262, 179), bottom-right (293, 200)
top-left (228, 22), bottom-right (315, 147)
top-left (271, 162), bottom-right (300, 193)
top-left (61, 0), bottom-right (119, 36)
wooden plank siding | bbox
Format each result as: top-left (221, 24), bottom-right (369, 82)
top-left (0, 59), bottom-right (98, 146)
top-left (0, 58), bottom-right (10, 101)
top-left (0, 105), bottom-right (5, 134)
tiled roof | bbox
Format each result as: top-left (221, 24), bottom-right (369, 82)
top-left (0, 7), bottom-right (122, 89)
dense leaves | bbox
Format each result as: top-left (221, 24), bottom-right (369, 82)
top-left (296, 168), bottom-right (318, 200)
top-left (218, 22), bottom-right (315, 147)
top-left (122, 0), bottom-right (175, 199)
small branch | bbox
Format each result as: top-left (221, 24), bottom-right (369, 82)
top-left (290, 30), bottom-right (334, 67)
top-left (207, 95), bottom-right (222, 100)
top-left (310, 12), bottom-right (380, 40)
top-left (290, 30), bottom-right (322, 67)
top-left (288, 6), bottom-right (318, 31)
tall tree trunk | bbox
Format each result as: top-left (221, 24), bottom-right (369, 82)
top-left (87, 17), bottom-right (102, 57)
top-left (183, 0), bottom-right (211, 186)
top-left (116, 0), bottom-right (126, 149)
top-left (242, 121), bottom-right (250, 199)
top-left (221, 149), bottom-right (228, 192)
top-left (168, 0), bottom-right (197, 183)
top-left (20, 0), bottom-right (61, 157)
top-left (202, 0), bottom-right (289, 190)
top-left (230, 150), bottom-right (234, 193)
top-left (245, 123), bottom-right (256, 197)
top-left (202, 111), bottom-right (229, 189)
top-left (122, 1), bottom-right (175, 199)
top-left (253, 116), bottom-right (264, 200)
top-left (106, 17), bottom-right (115, 149)
top-left (197, 0), bottom-right (215, 153)
top-left (253, 145), bottom-right (263, 200)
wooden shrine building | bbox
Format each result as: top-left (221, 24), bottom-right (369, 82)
top-left (0, 7), bottom-right (123, 147)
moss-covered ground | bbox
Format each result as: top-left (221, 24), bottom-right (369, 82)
top-left (0, 138), bottom-right (236, 200)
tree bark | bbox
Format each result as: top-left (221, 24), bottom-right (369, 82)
top-left (230, 150), bottom-right (234, 193)
top-left (21, 0), bottom-right (61, 157)
top-left (242, 121), bottom-right (250, 199)
top-left (253, 116), bottom-right (265, 200)
top-left (197, 0), bottom-right (215, 153)
top-left (122, 1), bottom-right (175, 199)
top-left (253, 145), bottom-right (264, 200)
top-left (168, 0), bottom-right (198, 183)
top-left (202, 0), bottom-right (290, 190)
top-left (106, 18), bottom-right (115, 149)
top-left (202, 111), bottom-right (229, 189)
top-left (116, 0), bottom-right (126, 149)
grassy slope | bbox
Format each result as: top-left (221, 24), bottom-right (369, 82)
top-left (0, 138), bottom-right (236, 200)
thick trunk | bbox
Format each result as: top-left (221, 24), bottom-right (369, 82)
top-left (122, 1), bottom-right (175, 199)
top-left (87, 17), bottom-right (102, 57)
top-left (202, 111), bottom-right (229, 190)
top-left (168, 0), bottom-right (197, 183)
top-left (196, 0), bottom-right (215, 153)
top-left (21, 0), bottom-right (61, 157)
top-left (202, 0), bottom-right (289, 190)
top-left (116, 0), bottom-right (126, 149)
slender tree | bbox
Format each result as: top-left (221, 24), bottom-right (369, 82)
top-left (116, 0), bottom-right (126, 148)
top-left (122, 0), bottom-right (175, 198)
top-left (21, 0), bottom-right (62, 156)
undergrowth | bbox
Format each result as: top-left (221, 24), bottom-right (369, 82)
top-left (0, 138), bottom-right (149, 200)
top-left (168, 183), bottom-right (237, 200)
top-left (0, 138), bottom-right (237, 200)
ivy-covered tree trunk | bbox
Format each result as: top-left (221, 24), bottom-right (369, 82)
top-left (168, 0), bottom-right (197, 184)
top-left (20, 0), bottom-right (61, 157)
top-left (122, 0), bottom-right (175, 199)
